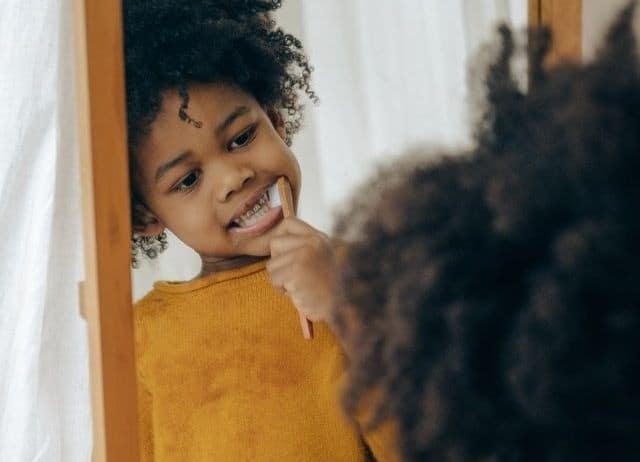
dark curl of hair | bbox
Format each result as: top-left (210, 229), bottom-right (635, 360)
top-left (335, 4), bottom-right (640, 462)
top-left (123, 0), bottom-right (316, 266)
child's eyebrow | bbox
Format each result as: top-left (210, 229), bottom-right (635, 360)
top-left (215, 105), bottom-right (251, 135)
top-left (154, 106), bottom-right (252, 185)
top-left (155, 151), bottom-right (192, 184)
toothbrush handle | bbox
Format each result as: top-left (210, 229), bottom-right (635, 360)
top-left (276, 177), bottom-right (296, 217)
top-left (298, 312), bottom-right (314, 340)
top-left (277, 177), bottom-right (314, 340)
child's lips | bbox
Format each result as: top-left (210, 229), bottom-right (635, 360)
top-left (228, 205), bottom-right (283, 239)
top-left (228, 186), bottom-right (270, 226)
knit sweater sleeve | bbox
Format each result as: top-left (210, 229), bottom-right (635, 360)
top-left (352, 386), bottom-right (402, 462)
top-left (362, 419), bottom-right (401, 462)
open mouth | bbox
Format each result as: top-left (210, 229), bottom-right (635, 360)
top-left (227, 185), bottom-right (283, 237)
top-left (229, 189), bottom-right (272, 228)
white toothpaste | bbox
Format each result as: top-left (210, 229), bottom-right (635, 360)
top-left (267, 182), bottom-right (282, 208)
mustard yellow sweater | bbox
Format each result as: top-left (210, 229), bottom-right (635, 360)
top-left (134, 260), bottom-right (398, 462)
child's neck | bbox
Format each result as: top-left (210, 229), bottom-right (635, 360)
top-left (197, 255), bottom-right (268, 278)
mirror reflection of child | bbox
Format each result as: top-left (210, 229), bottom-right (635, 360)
top-left (124, 1), bottom-right (391, 460)
top-left (333, 5), bottom-right (640, 462)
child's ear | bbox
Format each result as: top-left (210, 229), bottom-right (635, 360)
top-left (265, 107), bottom-right (287, 141)
top-left (132, 202), bottom-right (166, 236)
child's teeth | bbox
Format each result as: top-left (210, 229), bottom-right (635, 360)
top-left (236, 191), bottom-right (271, 227)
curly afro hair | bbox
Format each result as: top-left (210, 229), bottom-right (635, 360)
top-left (123, 0), bottom-right (316, 266)
top-left (334, 4), bottom-right (640, 462)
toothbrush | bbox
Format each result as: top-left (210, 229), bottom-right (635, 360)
top-left (269, 177), bottom-right (314, 340)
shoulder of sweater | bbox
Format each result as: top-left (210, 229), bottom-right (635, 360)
top-left (133, 288), bottom-right (167, 322)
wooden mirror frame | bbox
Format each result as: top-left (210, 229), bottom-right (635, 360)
top-left (74, 0), bottom-right (139, 460)
top-left (529, 0), bottom-right (582, 63)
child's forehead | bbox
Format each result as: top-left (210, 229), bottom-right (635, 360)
top-left (135, 83), bottom-right (264, 170)
top-left (159, 83), bottom-right (260, 118)
top-left (147, 84), bottom-right (263, 144)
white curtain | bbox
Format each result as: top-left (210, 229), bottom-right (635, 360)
top-left (292, 0), bottom-right (526, 228)
top-left (133, 0), bottom-right (526, 300)
top-left (0, 1), bottom-right (92, 461)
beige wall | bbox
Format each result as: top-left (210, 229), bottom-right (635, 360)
top-left (583, 0), bottom-right (640, 60)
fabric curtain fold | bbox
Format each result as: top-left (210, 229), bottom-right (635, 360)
top-left (0, 1), bottom-right (92, 461)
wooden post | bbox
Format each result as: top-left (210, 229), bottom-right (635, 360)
top-left (73, 0), bottom-right (139, 461)
top-left (529, 0), bottom-right (582, 64)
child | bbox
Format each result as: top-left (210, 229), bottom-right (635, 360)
top-left (124, 1), bottom-right (391, 460)
top-left (333, 4), bottom-right (640, 462)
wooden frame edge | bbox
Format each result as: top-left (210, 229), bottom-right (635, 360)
top-left (73, 0), bottom-right (139, 460)
top-left (529, 0), bottom-right (582, 63)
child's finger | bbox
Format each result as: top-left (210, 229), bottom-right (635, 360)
top-left (267, 267), bottom-right (320, 323)
top-left (269, 234), bottom-right (314, 257)
top-left (266, 249), bottom-right (300, 274)
top-left (266, 262), bottom-right (298, 295)
top-left (273, 216), bottom-right (327, 238)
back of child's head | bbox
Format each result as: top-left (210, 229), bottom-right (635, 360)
top-left (123, 0), bottom-right (315, 265)
top-left (335, 4), bottom-right (640, 462)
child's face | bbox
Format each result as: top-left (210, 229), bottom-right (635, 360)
top-left (133, 83), bottom-right (301, 260)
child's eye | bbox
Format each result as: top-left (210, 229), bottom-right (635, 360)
top-left (173, 170), bottom-right (201, 193)
top-left (228, 124), bottom-right (257, 151)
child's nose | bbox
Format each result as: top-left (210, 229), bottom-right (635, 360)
top-left (216, 165), bottom-right (255, 202)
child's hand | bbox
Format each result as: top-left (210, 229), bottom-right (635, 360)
top-left (267, 218), bottom-right (341, 325)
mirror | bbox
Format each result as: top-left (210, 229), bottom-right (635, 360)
top-left (75, 0), bottom-right (591, 460)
